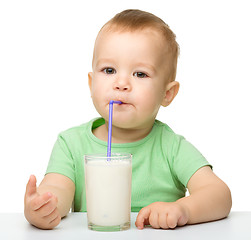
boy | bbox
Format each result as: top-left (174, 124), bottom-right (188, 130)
top-left (24, 9), bottom-right (232, 230)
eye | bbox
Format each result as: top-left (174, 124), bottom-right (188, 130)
top-left (133, 72), bottom-right (148, 78)
top-left (103, 68), bottom-right (116, 74)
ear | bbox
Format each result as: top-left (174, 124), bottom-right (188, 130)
top-left (88, 72), bottom-right (93, 96)
top-left (161, 81), bottom-right (180, 107)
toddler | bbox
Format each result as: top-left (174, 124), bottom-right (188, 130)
top-left (24, 9), bottom-right (232, 230)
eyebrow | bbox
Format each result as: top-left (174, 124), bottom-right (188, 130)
top-left (135, 63), bottom-right (156, 74)
top-left (95, 58), bottom-right (116, 67)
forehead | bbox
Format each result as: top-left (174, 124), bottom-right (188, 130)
top-left (93, 28), bottom-right (169, 64)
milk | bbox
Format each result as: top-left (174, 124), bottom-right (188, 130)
top-left (85, 158), bottom-right (132, 227)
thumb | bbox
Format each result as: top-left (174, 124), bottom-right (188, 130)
top-left (26, 175), bottom-right (37, 197)
top-left (177, 214), bottom-right (189, 226)
top-left (135, 207), bottom-right (151, 229)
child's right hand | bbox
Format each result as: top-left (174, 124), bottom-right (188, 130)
top-left (24, 175), bottom-right (61, 229)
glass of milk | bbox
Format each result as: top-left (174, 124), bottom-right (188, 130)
top-left (84, 153), bottom-right (132, 231)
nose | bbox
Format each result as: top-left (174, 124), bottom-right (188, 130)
top-left (113, 76), bottom-right (131, 91)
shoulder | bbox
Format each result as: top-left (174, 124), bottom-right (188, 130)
top-left (59, 124), bottom-right (87, 138)
top-left (153, 120), bottom-right (204, 162)
top-left (155, 121), bottom-right (211, 187)
top-left (57, 118), bottom-right (97, 141)
top-left (154, 119), bottom-right (184, 146)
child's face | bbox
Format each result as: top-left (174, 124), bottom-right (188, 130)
top-left (89, 28), bottom-right (173, 129)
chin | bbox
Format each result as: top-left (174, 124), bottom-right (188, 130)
top-left (112, 119), bottom-right (137, 129)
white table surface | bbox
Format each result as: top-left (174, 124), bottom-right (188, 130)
top-left (0, 212), bottom-right (250, 240)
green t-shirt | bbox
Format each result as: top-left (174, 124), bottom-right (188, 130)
top-left (46, 118), bottom-right (211, 212)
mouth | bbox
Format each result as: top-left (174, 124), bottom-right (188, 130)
top-left (110, 98), bottom-right (126, 104)
top-left (108, 99), bottom-right (132, 107)
top-left (117, 101), bottom-right (131, 106)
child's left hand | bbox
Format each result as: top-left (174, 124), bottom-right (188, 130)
top-left (135, 202), bottom-right (189, 229)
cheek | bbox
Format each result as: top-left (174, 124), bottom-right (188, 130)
top-left (138, 87), bottom-right (164, 110)
top-left (90, 81), bottom-right (103, 108)
top-left (90, 78), bottom-right (109, 113)
top-left (91, 75), bottom-right (111, 94)
top-left (91, 78), bottom-right (104, 97)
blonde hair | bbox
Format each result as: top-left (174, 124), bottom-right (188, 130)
top-left (96, 9), bottom-right (179, 82)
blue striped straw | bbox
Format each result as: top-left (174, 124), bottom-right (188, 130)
top-left (107, 100), bottom-right (122, 158)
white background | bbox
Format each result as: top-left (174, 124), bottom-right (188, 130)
top-left (0, 0), bottom-right (250, 213)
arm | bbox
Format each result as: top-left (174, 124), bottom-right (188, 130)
top-left (24, 173), bottom-right (75, 229)
top-left (177, 166), bottom-right (232, 224)
top-left (135, 166), bottom-right (232, 229)
top-left (37, 173), bottom-right (75, 218)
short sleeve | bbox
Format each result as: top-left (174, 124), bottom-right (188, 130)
top-left (46, 134), bottom-right (75, 184)
top-left (172, 136), bottom-right (212, 188)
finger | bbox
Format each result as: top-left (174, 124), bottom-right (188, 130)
top-left (135, 207), bottom-right (151, 229)
top-left (43, 207), bottom-right (61, 223)
top-left (31, 192), bottom-right (53, 211)
top-left (25, 175), bottom-right (37, 197)
top-left (177, 214), bottom-right (188, 226)
top-left (167, 213), bottom-right (178, 229)
top-left (144, 218), bottom-right (150, 226)
top-left (38, 209), bottom-right (61, 230)
top-left (48, 213), bottom-right (61, 229)
top-left (37, 196), bottom-right (58, 217)
top-left (149, 211), bottom-right (160, 229)
top-left (158, 213), bottom-right (169, 229)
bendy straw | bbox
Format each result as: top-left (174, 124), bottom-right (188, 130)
top-left (107, 100), bottom-right (122, 158)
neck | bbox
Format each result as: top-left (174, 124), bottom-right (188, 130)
top-left (93, 121), bottom-right (154, 143)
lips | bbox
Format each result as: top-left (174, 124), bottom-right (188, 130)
top-left (109, 100), bottom-right (132, 107)
top-left (112, 98), bottom-right (127, 104)
top-left (108, 96), bottom-right (132, 106)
